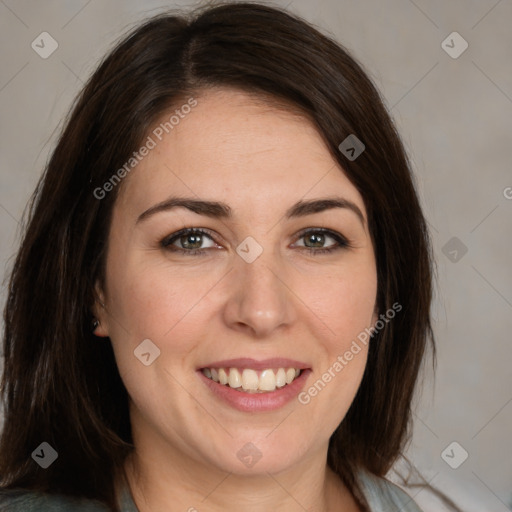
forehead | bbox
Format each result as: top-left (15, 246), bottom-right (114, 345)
top-left (116, 88), bottom-right (366, 219)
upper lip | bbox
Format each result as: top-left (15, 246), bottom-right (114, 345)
top-left (198, 358), bottom-right (311, 371)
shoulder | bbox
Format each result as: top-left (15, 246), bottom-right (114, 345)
top-left (356, 471), bottom-right (424, 512)
top-left (0, 488), bottom-right (110, 512)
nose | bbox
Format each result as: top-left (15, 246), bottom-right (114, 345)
top-left (222, 250), bottom-right (297, 338)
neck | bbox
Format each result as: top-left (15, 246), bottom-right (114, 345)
top-left (122, 441), bottom-right (360, 512)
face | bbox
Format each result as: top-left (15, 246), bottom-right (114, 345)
top-left (94, 88), bottom-right (378, 476)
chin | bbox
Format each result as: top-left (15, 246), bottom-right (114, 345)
top-left (202, 435), bottom-right (309, 476)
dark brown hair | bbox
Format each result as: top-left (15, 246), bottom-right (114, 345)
top-left (1, 2), bottom-right (436, 511)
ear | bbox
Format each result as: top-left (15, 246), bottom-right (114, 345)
top-left (92, 280), bottom-right (110, 337)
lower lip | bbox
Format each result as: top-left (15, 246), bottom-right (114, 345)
top-left (197, 369), bottom-right (311, 412)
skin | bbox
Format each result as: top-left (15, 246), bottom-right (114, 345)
top-left (94, 88), bottom-right (378, 512)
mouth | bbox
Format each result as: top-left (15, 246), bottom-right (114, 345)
top-left (196, 358), bottom-right (311, 412)
top-left (200, 366), bottom-right (303, 393)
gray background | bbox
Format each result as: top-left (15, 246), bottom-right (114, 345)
top-left (1, 1), bottom-right (511, 510)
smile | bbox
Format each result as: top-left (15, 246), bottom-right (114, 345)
top-left (197, 358), bottom-right (312, 412)
top-left (201, 367), bottom-right (302, 393)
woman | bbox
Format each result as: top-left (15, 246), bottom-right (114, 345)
top-left (0, 2), bottom-right (438, 511)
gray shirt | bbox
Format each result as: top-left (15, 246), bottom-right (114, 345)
top-left (0, 470), bottom-right (423, 511)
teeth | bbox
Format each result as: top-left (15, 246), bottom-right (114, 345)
top-left (286, 368), bottom-right (296, 384)
top-left (202, 367), bottom-right (303, 393)
top-left (259, 369), bottom-right (276, 391)
top-left (228, 368), bottom-right (242, 389)
top-left (218, 368), bottom-right (228, 385)
top-left (242, 369), bottom-right (259, 390)
top-left (275, 368), bottom-right (286, 388)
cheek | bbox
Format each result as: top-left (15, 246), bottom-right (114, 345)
top-left (103, 262), bottom-right (205, 413)
top-left (106, 257), bottom-right (204, 337)
top-left (103, 256), bottom-right (225, 391)
top-left (294, 260), bottom-right (376, 415)
top-left (298, 259), bottom-right (378, 344)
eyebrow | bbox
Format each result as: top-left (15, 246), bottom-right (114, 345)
top-left (136, 196), bottom-right (366, 226)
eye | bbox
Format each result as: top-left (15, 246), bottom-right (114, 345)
top-left (160, 228), bottom-right (218, 256)
top-left (293, 228), bottom-right (349, 255)
top-left (160, 227), bottom-right (349, 257)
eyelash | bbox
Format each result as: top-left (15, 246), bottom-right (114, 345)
top-left (160, 227), bottom-right (349, 256)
